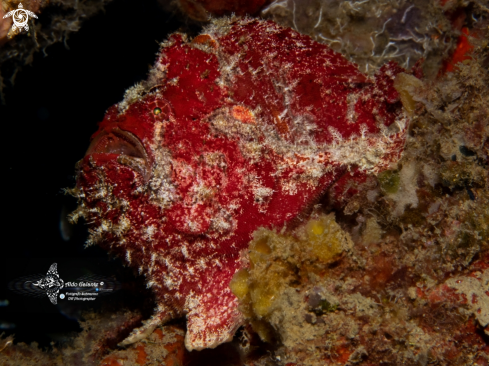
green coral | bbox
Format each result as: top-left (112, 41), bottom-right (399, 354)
top-left (378, 170), bottom-right (400, 194)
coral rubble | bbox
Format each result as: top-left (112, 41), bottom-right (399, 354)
top-left (0, 309), bottom-right (188, 366)
top-left (232, 212), bottom-right (489, 365)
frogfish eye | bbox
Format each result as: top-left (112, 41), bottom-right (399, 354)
top-left (153, 107), bottom-right (162, 115)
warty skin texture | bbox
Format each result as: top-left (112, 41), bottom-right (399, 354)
top-left (72, 17), bottom-right (409, 351)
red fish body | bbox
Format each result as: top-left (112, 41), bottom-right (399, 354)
top-left (73, 18), bottom-right (408, 350)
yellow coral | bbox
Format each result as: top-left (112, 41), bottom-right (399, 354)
top-left (230, 214), bottom-right (353, 341)
top-left (229, 269), bottom-right (250, 301)
top-left (393, 73), bottom-right (424, 115)
top-left (248, 237), bottom-right (272, 268)
top-left (306, 214), bottom-right (351, 263)
top-left (241, 233), bottom-right (293, 318)
top-left (250, 282), bottom-right (277, 317)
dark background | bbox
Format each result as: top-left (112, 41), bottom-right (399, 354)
top-left (0, 0), bottom-right (194, 348)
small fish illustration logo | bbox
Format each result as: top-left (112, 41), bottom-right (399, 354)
top-left (32, 263), bottom-right (65, 305)
top-left (2, 3), bottom-right (38, 32)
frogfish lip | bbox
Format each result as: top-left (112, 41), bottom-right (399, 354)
top-left (85, 127), bottom-right (151, 181)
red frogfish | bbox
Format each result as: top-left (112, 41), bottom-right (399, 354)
top-left (71, 17), bottom-right (409, 351)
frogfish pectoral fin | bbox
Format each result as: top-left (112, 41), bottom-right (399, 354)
top-left (118, 306), bottom-right (172, 347)
top-left (184, 287), bottom-right (243, 351)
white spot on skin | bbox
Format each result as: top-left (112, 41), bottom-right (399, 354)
top-left (181, 245), bottom-right (189, 258)
top-left (346, 93), bottom-right (360, 124)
